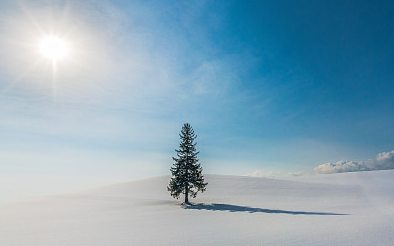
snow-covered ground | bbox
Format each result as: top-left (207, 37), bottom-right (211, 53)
top-left (1, 170), bottom-right (394, 246)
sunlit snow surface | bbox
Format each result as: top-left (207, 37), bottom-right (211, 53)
top-left (1, 170), bottom-right (394, 246)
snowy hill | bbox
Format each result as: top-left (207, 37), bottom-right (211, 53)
top-left (1, 170), bottom-right (394, 246)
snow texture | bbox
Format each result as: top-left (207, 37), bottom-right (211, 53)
top-left (1, 170), bottom-right (394, 246)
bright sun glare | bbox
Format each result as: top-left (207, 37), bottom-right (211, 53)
top-left (39, 36), bottom-right (67, 60)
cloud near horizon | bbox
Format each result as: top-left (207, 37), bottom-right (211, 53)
top-left (248, 170), bottom-right (275, 178)
top-left (315, 150), bottom-right (394, 174)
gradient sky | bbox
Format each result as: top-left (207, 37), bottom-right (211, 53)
top-left (1, 0), bottom-right (394, 201)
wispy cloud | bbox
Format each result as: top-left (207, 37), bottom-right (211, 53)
top-left (247, 170), bottom-right (275, 178)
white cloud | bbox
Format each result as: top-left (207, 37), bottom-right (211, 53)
top-left (246, 170), bottom-right (291, 178)
top-left (314, 150), bottom-right (394, 174)
top-left (314, 160), bottom-right (369, 174)
top-left (287, 172), bottom-right (306, 177)
top-left (375, 150), bottom-right (394, 169)
top-left (248, 170), bottom-right (274, 178)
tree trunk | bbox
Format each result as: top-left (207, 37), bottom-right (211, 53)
top-left (185, 186), bottom-right (189, 203)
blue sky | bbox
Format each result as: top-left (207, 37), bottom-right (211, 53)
top-left (0, 0), bottom-right (394, 200)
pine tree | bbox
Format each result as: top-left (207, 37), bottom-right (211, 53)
top-left (168, 123), bottom-right (207, 204)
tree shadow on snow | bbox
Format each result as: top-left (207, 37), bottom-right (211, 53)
top-left (183, 203), bottom-right (348, 215)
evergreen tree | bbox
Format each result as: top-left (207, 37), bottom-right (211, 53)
top-left (168, 123), bottom-right (207, 203)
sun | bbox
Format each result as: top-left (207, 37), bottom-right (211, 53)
top-left (39, 36), bottom-right (68, 61)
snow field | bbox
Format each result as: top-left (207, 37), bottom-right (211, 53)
top-left (1, 170), bottom-right (393, 245)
